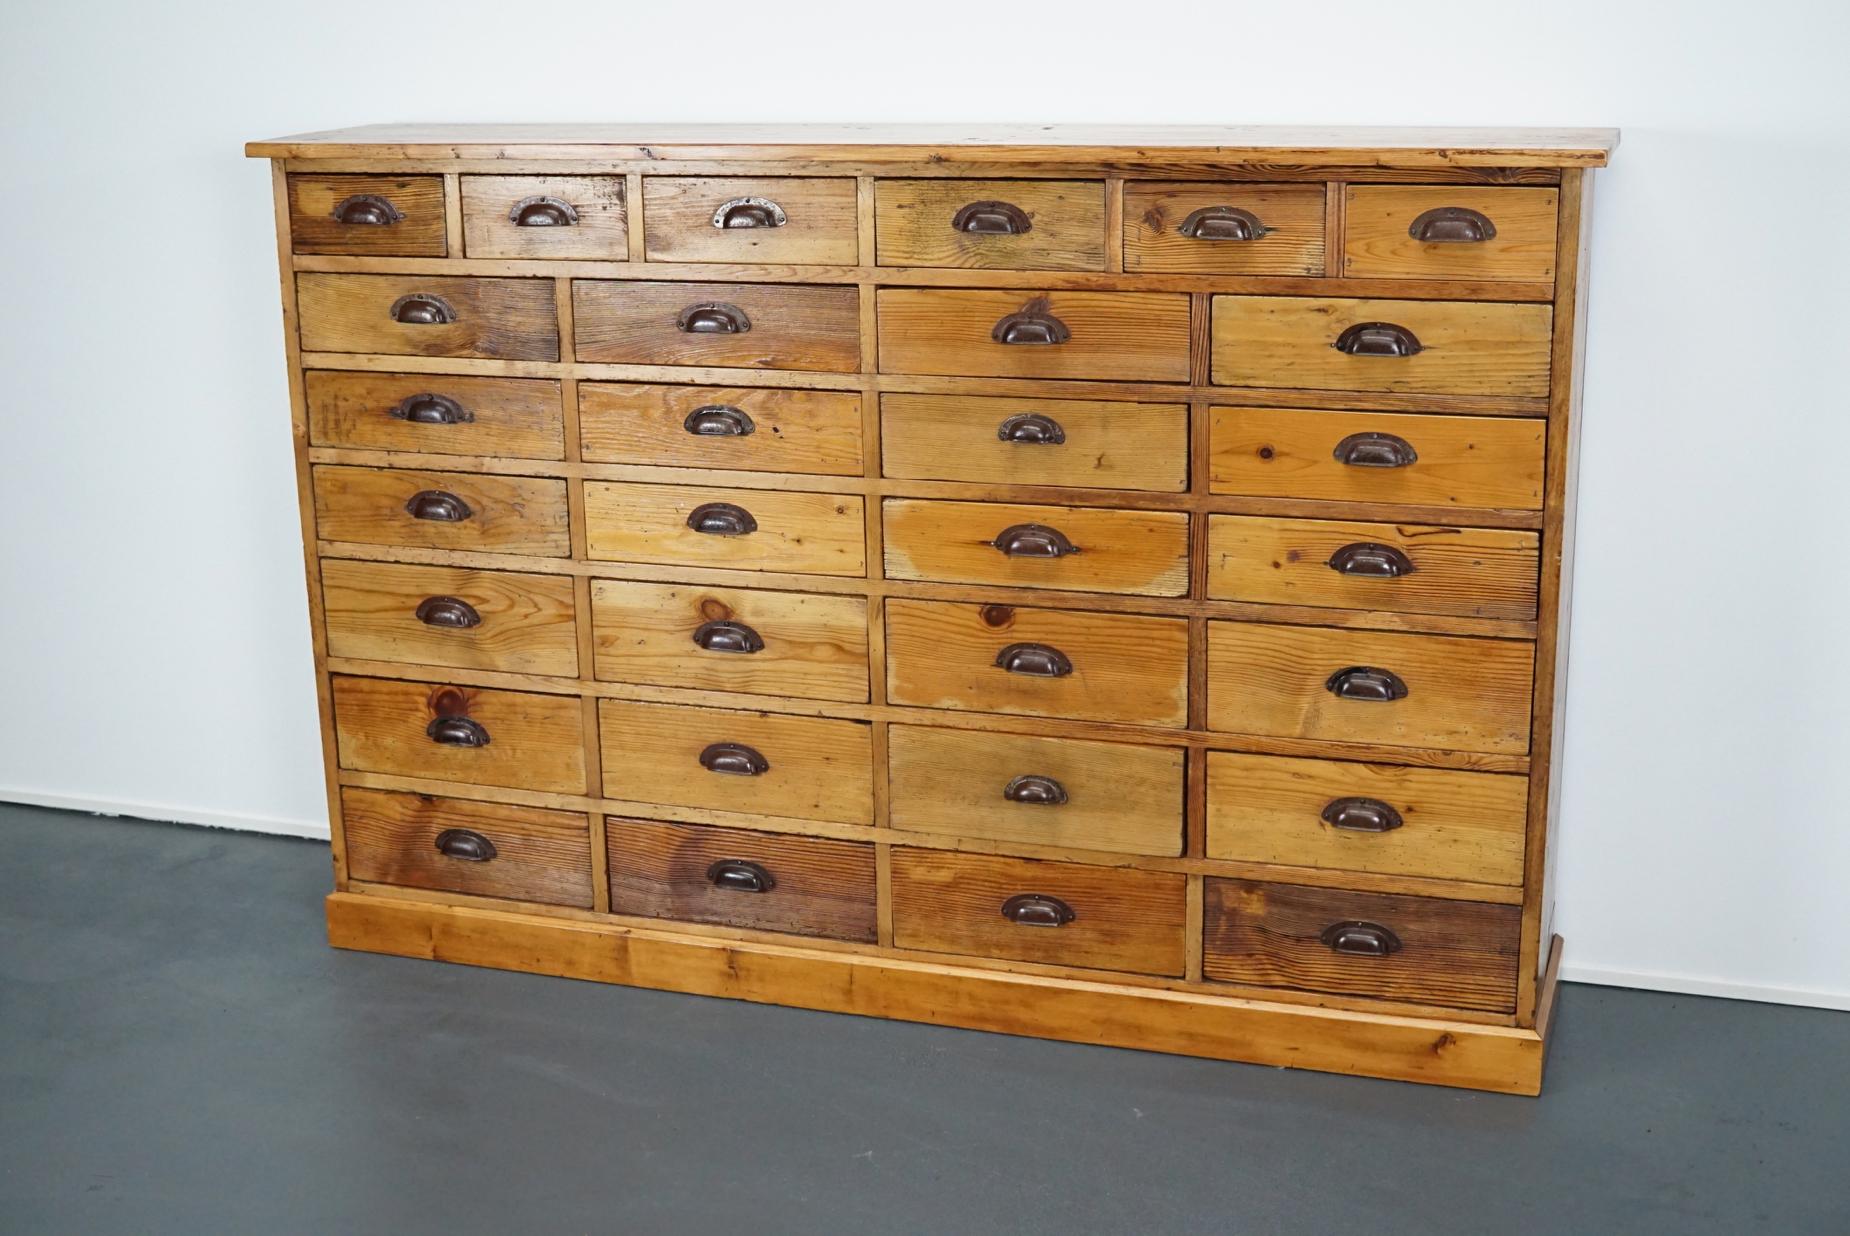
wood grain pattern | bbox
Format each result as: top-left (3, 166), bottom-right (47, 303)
top-left (332, 674), bottom-right (586, 793)
top-left (573, 280), bottom-right (860, 371)
top-left (312, 465), bottom-right (571, 557)
top-left (297, 274), bottom-right (559, 360)
top-left (1344, 187), bottom-right (1558, 283)
top-left (342, 786), bottom-right (592, 907)
top-left (877, 289), bottom-right (1191, 382)
top-left (579, 383), bottom-right (863, 476)
top-left (880, 394), bottom-right (1187, 492)
top-left (644, 177), bottom-right (859, 265)
top-left (287, 174), bottom-right (446, 256)
top-left (883, 498), bottom-right (1190, 596)
top-left (1123, 183), bottom-right (1326, 275)
top-left (583, 481), bottom-right (865, 576)
top-left (305, 370), bottom-right (565, 460)
top-left (875, 179), bottom-right (1105, 270)
top-left (460, 174), bottom-right (628, 260)
top-left (321, 559), bottom-right (579, 676)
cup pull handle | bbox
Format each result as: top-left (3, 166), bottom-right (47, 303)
top-left (1001, 893), bottom-right (1074, 927)
top-left (390, 293), bottom-right (456, 326)
top-left (1178, 205), bottom-right (1269, 241)
top-left (389, 393), bottom-right (472, 425)
top-left (994, 642), bottom-right (1073, 678)
top-left (991, 523), bottom-right (1079, 559)
top-left (1409, 206), bottom-right (1497, 243)
top-left (700, 742), bottom-right (769, 776)
top-left (1333, 322), bottom-right (1423, 357)
top-left (331, 194), bottom-right (403, 226)
top-left (1327, 542), bottom-right (1416, 578)
top-left (712, 197), bottom-right (787, 229)
top-left (706, 858), bottom-right (776, 892)
top-left (682, 405), bottom-right (755, 437)
top-left (1002, 774), bottom-right (1068, 806)
top-left (1321, 797), bottom-right (1405, 833)
top-left (404, 490), bottom-right (473, 522)
top-left (433, 828), bottom-right (497, 861)
top-left (992, 297), bottom-right (1070, 346)
top-left (1331, 432), bottom-right (1419, 468)
top-left (685, 502), bottom-right (757, 536)
top-left (414, 596), bottom-right (482, 629)
top-left (952, 200), bottom-right (1032, 235)
top-left (692, 619), bottom-right (765, 654)
top-left (996, 412), bottom-right (1066, 445)
top-left (1321, 920), bottom-right (1402, 957)
top-left (426, 716), bottom-right (490, 747)
top-left (1324, 666), bottom-right (1409, 702)
top-left (676, 302), bottom-right (752, 334)
top-left (509, 195), bottom-right (578, 227)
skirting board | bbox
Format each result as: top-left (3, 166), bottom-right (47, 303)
top-left (0, 786), bottom-right (329, 841)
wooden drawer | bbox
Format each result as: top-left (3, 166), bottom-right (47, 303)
top-left (305, 371), bottom-right (565, 460)
top-left (1206, 514), bottom-right (1540, 620)
top-left (880, 394), bottom-right (1186, 492)
top-left (461, 174), bottom-right (628, 260)
top-left (877, 290), bottom-right (1191, 383)
top-left (583, 481), bottom-right (865, 577)
top-left (1206, 622), bottom-right (1534, 755)
top-left (643, 177), bottom-right (858, 265)
top-left (887, 726), bottom-right (1184, 856)
top-left (573, 280), bottom-right (860, 372)
top-left (312, 465), bottom-right (570, 557)
top-left (598, 699), bottom-right (872, 824)
top-left (1205, 753), bottom-right (1527, 885)
top-left (322, 560), bottom-right (579, 676)
top-left (883, 499), bottom-right (1189, 597)
top-left (1343, 187), bottom-right (1558, 284)
top-left (579, 383), bottom-right (862, 476)
top-left (608, 818), bottom-right (876, 942)
top-left (1123, 183), bottom-right (1326, 275)
top-left (287, 174), bottom-right (446, 256)
top-left (590, 579), bottom-right (868, 703)
top-left (891, 850), bottom-right (1186, 976)
top-left (885, 600), bottom-right (1189, 728)
top-left (1208, 406), bottom-right (1544, 511)
top-left (875, 179), bottom-right (1105, 271)
top-left (1202, 878), bottom-right (1521, 1012)
top-left (331, 675), bottom-right (586, 794)
top-left (342, 787), bottom-right (593, 908)
top-left (296, 274), bottom-right (559, 361)
top-left (1210, 296), bottom-right (1552, 396)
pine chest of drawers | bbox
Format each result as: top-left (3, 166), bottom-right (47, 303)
top-left (249, 124), bottom-right (1616, 1094)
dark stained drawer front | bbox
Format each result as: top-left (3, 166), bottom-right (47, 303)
top-left (881, 394), bottom-right (1187, 492)
top-left (342, 787), bottom-right (593, 908)
top-left (875, 179), bottom-right (1105, 271)
top-left (1123, 183), bottom-right (1327, 275)
top-left (311, 465), bottom-right (571, 557)
top-left (305, 371), bottom-right (565, 460)
top-left (582, 481), bottom-right (865, 577)
top-left (643, 177), bottom-right (859, 265)
top-left (287, 174), bottom-right (446, 256)
top-left (296, 274), bottom-right (559, 361)
top-left (321, 559), bottom-right (579, 677)
top-left (573, 280), bottom-right (860, 372)
top-left (579, 383), bottom-right (863, 476)
top-left (883, 499), bottom-right (1190, 597)
top-left (460, 174), bottom-right (629, 260)
top-left (878, 289), bottom-right (1192, 383)
top-left (331, 676), bottom-right (587, 794)
top-left (1343, 187), bottom-right (1558, 284)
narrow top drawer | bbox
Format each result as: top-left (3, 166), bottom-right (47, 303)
top-left (876, 180), bottom-right (1105, 271)
top-left (1343, 187), bottom-right (1558, 284)
top-left (461, 175), bottom-right (628, 260)
top-left (644, 177), bottom-right (858, 265)
top-left (1124, 183), bottom-right (1326, 275)
top-left (288, 175), bottom-right (445, 256)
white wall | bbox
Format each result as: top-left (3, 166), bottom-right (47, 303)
top-left (2, 0), bottom-right (1845, 1007)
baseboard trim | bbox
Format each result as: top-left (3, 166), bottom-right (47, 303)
top-left (1559, 963), bottom-right (1850, 1012)
top-left (0, 786), bottom-right (329, 841)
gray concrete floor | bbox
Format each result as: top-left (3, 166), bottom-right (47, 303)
top-left (2, 804), bottom-right (1845, 1234)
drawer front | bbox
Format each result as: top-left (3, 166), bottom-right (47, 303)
top-left (883, 499), bottom-right (1189, 597)
top-left (312, 465), bottom-right (570, 557)
top-left (579, 383), bottom-right (863, 476)
top-left (886, 600), bottom-right (1189, 728)
top-left (881, 394), bottom-right (1186, 492)
top-left (573, 280), bottom-right (860, 372)
top-left (878, 290), bottom-right (1191, 383)
top-left (1202, 878), bottom-right (1521, 1012)
top-left (321, 560), bottom-right (579, 677)
top-left (1343, 187), bottom-right (1558, 284)
top-left (331, 676), bottom-right (586, 794)
top-left (287, 174), bottom-right (446, 256)
top-left (1208, 406), bottom-right (1544, 511)
top-left (875, 179), bottom-right (1105, 271)
top-left (1206, 515), bottom-right (1540, 620)
top-left (461, 175), bottom-right (628, 260)
top-left (891, 850), bottom-right (1186, 976)
top-left (1206, 622), bottom-right (1534, 755)
top-left (1211, 296), bottom-right (1552, 397)
top-left (342, 787), bottom-right (593, 908)
top-left (305, 371), bottom-right (565, 460)
top-left (599, 699), bottom-right (872, 824)
top-left (1123, 183), bottom-right (1326, 275)
top-left (1205, 753), bottom-right (1527, 885)
top-left (643, 177), bottom-right (858, 265)
top-left (583, 482), bottom-right (865, 577)
top-left (297, 274), bottom-right (559, 361)
top-left (608, 818), bottom-right (876, 942)
top-left (887, 726), bottom-right (1184, 856)
top-left (590, 579), bottom-right (868, 703)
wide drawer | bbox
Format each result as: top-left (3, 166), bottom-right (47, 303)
top-left (891, 850), bottom-right (1187, 976)
top-left (312, 465), bottom-right (570, 557)
top-left (877, 290), bottom-right (1191, 383)
top-left (341, 787), bottom-right (593, 908)
top-left (296, 274), bottom-right (559, 361)
top-left (1343, 187), bottom-right (1558, 284)
top-left (608, 818), bottom-right (876, 942)
top-left (305, 371), bottom-right (565, 460)
top-left (579, 383), bottom-right (863, 476)
top-left (887, 725), bottom-right (1184, 856)
top-left (287, 174), bottom-right (446, 257)
top-left (881, 394), bottom-right (1186, 492)
top-left (461, 174), bottom-right (629, 260)
top-left (321, 559), bottom-right (579, 676)
top-left (883, 499), bottom-right (1189, 597)
top-left (643, 177), bottom-right (858, 265)
top-left (590, 579), bottom-right (868, 703)
top-left (1202, 878), bottom-right (1521, 1012)
top-left (598, 699), bottom-right (872, 824)
top-left (1122, 183), bottom-right (1326, 275)
top-left (885, 600), bottom-right (1189, 728)
top-left (573, 280), bottom-right (860, 372)
top-left (331, 675), bottom-right (586, 794)
top-left (582, 481), bottom-right (865, 577)
top-left (875, 179), bottom-right (1105, 271)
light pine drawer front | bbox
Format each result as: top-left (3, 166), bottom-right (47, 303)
top-left (461, 175), bottom-right (628, 260)
top-left (342, 787), bottom-right (593, 908)
top-left (883, 499), bottom-right (1190, 597)
top-left (591, 579), bottom-right (868, 703)
top-left (1205, 753), bottom-right (1527, 886)
top-left (287, 174), bottom-right (446, 256)
top-left (888, 726), bottom-right (1184, 856)
top-left (1206, 622), bottom-right (1534, 755)
top-left (322, 560), bottom-right (579, 677)
top-left (583, 482), bottom-right (865, 577)
top-left (886, 600), bottom-right (1189, 728)
top-left (296, 274), bottom-right (560, 361)
top-left (1343, 187), bottom-right (1558, 284)
top-left (305, 371), bottom-right (565, 461)
top-left (1203, 878), bottom-right (1521, 1012)
top-left (1206, 515), bottom-right (1541, 620)
top-left (331, 675), bottom-right (586, 794)
top-left (877, 290), bottom-right (1191, 383)
top-left (599, 699), bottom-right (872, 824)
top-left (892, 850), bottom-right (1187, 976)
top-left (1123, 183), bottom-right (1326, 275)
top-left (643, 177), bottom-right (858, 265)
top-left (1211, 296), bottom-right (1552, 397)
top-left (881, 394), bottom-right (1186, 492)
top-left (312, 466), bottom-right (571, 557)
top-left (875, 179), bottom-right (1105, 271)
top-left (579, 383), bottom-right (863, 476)
top-left (573, 281), bottom-right (860, 372)
top-left (1208, 406), bottom-right (1545, 511)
